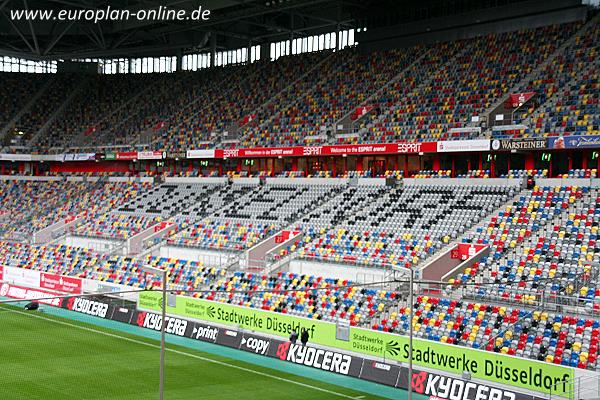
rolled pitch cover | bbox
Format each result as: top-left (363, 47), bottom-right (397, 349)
top-left (24, 302), bottom-right (39, 311)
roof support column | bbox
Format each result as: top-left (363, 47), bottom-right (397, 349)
top-left (210, 32), bottom-right (216, 67)
top-left (290, 13), bottom-right (294, 54)
top-left (176, 49), bottom-right (183, 71)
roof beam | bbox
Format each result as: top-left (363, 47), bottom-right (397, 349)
top-left (165, 0), bottom-right (335, 34)
top-left (23, 0), bottom-right (40, 55)
top-left (0, 0), bottom-right (9, 13)
top-left (96, 24), bottom-right (106, 49)
top-left (1, 10), bottom-right (35, 54)
top-left (229, 0), bottom-right (341, 28)
top-left (43, 21), bottom-right (75, 55)
top-left (110, 29), bottom-right (139, 50)
top-left (253, 19), bottom-right (353, 40)
top-left (54, 42), bottom-right (194, 58)
top-left (288, 7), bottom-right (346, 26)
top-left (0, 0), bottom-right (356, 57)
top-left (110, 0), bottom-right (240, 33)
top-left (244, 19), bottom-right (291, 34)
top-left (84, 26), bottom-right (103, 50)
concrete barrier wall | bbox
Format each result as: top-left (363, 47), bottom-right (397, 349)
top-left (164, 177), bottom-right (227, 184)
top-left (160, 245), bottom-right (236, 267)
top-left (420, 246), bottom-right (462, 282)
top-left (289, 259), bottom-right (387, 283)
top-left (232, 177), bottom-right (260, 185)
top-left (266, 177), bottom-right (347, 186)
top-left (442, 246), bottom-right (490, 282)
top-left (537, 178), bottom-right (593, 187)
top-left (357, 178), bottom-right (387, 186)
top-left (65, 235), bottom-right (122, 253)
top-left (403, 178), bottom-right (522, 187)
top-left (247, 231), bottom-right (301, 269)
top-left (0, 175), bottom-right (62, 181)
top-left (33, 217), bottom-right (81, 244)
top-left (127, 222), bottom-right (175, 255)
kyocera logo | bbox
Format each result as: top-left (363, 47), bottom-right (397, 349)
top-left (138, 312), bottom-right (188, 337)
top-left (277, 343), bottom-right (352, 375)
top-left (70, 298), bottom-right (109, 318)
top-left (241, 336), bottom-right (270, 355)
top-left (137, 311), bottom-right (147, 327)
top-left (411, 371), bottom-right (517, 400)
top-left (276, 342), bottom-right (290, 360)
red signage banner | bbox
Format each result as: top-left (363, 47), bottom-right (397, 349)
top-left (326, 143), bottom-right (399, 156)
top-left (0, 265), bottom-right (3, 281)
top-left (153, 222), bottom-right (175, 233)
top-left (0, 283), bottom-right (63, 306)
top-left (215, 142), bottom-right (436, 159)
top-left (452, 243), bottom-right (486, 261)
top-left (398, 142), bottom-right (436, 153)
top-left (39, 273), bottom-right (82, 294)
top-left (507, 92), bottom-right (535, 108)
top-left (274, 230), bottom-right (300, 244)
top-left (64, 215), bottom-right (77, 224)
top-left (450, 248), bottom-right (459, 259)
top-left (351, 106), bottom-right (374, 120)
top-left (84, 126), bottom-right (97, 137)
top-left (241, 114), bottom-right (257, 126)
top-left (115, 151), bottom-right (138, 161)
top-left (220, 147), bottom-right (302, 158)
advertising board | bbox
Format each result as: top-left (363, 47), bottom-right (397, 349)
top-left (138, 292), bottom-right (572, 396)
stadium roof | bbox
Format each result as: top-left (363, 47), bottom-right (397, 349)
top-left (0, 0), bottom-right (545, 59)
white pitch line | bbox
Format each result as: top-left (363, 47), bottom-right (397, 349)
top-left (3, 308), bottom-right (361, 399)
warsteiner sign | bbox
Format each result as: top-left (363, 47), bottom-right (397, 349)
top-left (491, 138), bottom-right (547, 151)
top-left (138, 292), bottom-right (573, 396)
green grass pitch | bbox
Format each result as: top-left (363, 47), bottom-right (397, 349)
top-left (0, 305), bottom-right (391, 400)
